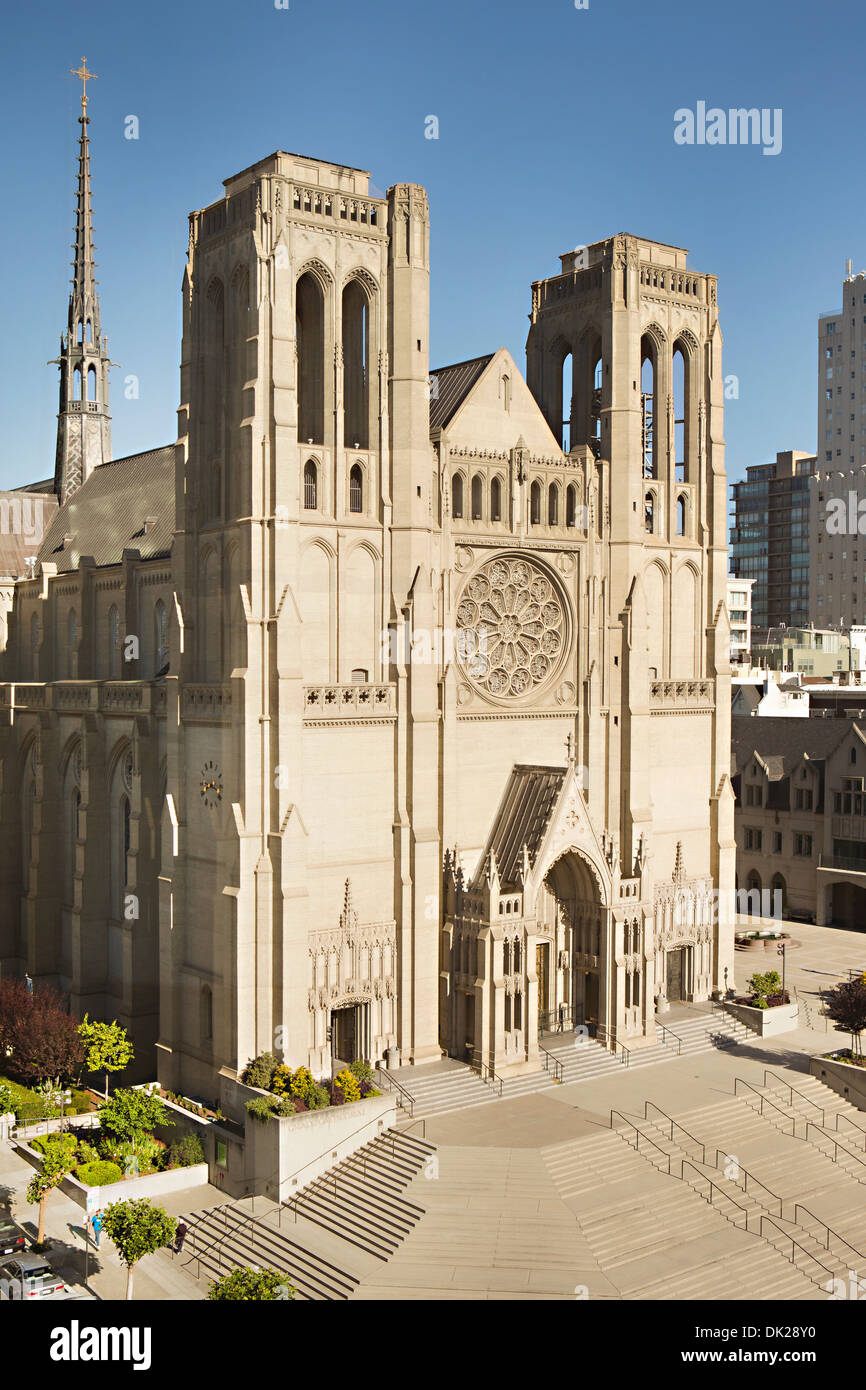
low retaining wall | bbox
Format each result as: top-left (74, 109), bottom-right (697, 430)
top-left (245, 1092), bottom-right (397, 1201)
top-left (810, 1054), bottom-right (866, 1112)
top-left (723, 1000), bottom-right (800, 1037)
top-left (14, 1140), bottom-right (208, 1211)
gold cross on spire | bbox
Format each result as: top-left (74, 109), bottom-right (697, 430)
top-left (70, 57), bottom-right (98, 111)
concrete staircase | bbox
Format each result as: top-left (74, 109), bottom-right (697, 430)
top-left (399, 1008), bottom-right (754, 1118)
top-left (543, 1129), bottom-right (823, 1300)
top-left (732, 1069), bottom-right (866, 1184)
top-left (174, 1128), bottom-right (437, 1299)
top-left (285, 1129), bottom-right (434, 1258)
top-left (608, 1101), bottom-right (853, 1288)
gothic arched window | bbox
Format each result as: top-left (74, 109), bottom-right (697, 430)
top-left (548, 484), bottom-right (559, 526)
top-left (676, 495), bottom-right (686, 537)
top-left (349, 463), bottom-right (363, 514)
top-left (342, 280), bottom-right (370, 450)
top-left (491, 476), bottom-right (502, 523)
top-left (154, 600), bottom-right (168, 674)
top-left (452, 473), bottom-right (464, 520)
top-left (530, 481), bottom-right (542, 526)
top-left (296, 272), bottom-right (325, 445)
top-left (304, 459), bottom-right (318, 510)
top-left (566, 484), bottom-right (577, 529)
top-left (471, 474), bottom-right (483, 521)
top-left (108, 605), bottom-right (120, 679)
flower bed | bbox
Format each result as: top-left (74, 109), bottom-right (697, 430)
top-left (238, 1056), bottom-right (380, 1125)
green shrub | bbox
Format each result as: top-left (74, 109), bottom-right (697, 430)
top-left (169, 1133), bottom-right (204, 1168)
top-left (348, 1059), bottom-right (375, 1086)
top-left (99, 1089), bottom-right (173, 1145)
top-left (240, 1052), bottom-right (280, 1090)
top-left (76, 1159), bottom-right (123, 1187)
top-left (333, 1068), bottom-right (361, 1104)
top-left (30, 1132), bottom-right (78, 1161)
top-left (307, 1084), bottom-right (330, 1110)
top-left (245, 1097), bottom-right (278, 1124)
top-left (208, 1267), bottom-right (295, 1301)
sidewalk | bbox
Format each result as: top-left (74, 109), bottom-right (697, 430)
top-left (0, 1143), bottom-right (223, 1301)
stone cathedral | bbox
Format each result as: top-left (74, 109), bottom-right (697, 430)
top-left (0, 81), bottom-right (735, 1101)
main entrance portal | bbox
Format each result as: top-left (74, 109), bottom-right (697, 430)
top-left (330, 1002), bottom-right (370, 1064)
top-left (544, 850), bottom-right (606, 1034)
top-left (666, 948), bottom-right (687, 1003)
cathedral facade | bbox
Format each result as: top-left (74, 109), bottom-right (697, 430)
top-left (0, 97), bottom-right (735, 1099)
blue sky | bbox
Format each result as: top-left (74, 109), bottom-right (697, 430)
top-left (2, 0), bottom-right (864, 491)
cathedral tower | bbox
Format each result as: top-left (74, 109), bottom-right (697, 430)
top-left (53, 59), bottom-right (113, 503)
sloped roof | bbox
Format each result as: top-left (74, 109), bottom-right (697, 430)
top-left (730, 715), bottom-right (864, 799)
top-left (429, 354), bottom-right (494, 433)
top-left (36, 445), bottom-right (176, 574)
top-left (476, 764), bottom-right (566, 889)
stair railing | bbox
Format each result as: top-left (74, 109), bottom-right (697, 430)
top-left (803, 1120), bottom-right (866, 1176)
top-left (733, 1076), bottom-right (804, 1137)
top-left (643, 1101), bottom-right (704, 1160)
top-left (793, 1203), bottom-right (866, 1265)
top-left (759, 1214), bottom-right (834, 1286)
top-left (680, 1158), bottom-right (750, 1229)
top-left (655, 1022), bottom-right (683, 1056)
top-left (373, 1066), bottom-right (416, 1117)
top-left (609, 1109), bottom-right (672, 1174)
top-left (538, 1043), bottom-right (564, 1082)
top-left (390, 1117), bottom-right (428, 1155)
top-left (470, 1048), bottom-right (504, 1096)
top-left (596, 1024), bottom-right (631, 1067)
top-left (759, 1069), bottom-right (826, 1126)
top-left (710, 1149), bottom-right (783, 1217)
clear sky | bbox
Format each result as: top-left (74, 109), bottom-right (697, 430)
top-left (2, 0), bottom-right (864, 491)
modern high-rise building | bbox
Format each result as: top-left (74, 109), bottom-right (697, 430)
top-left (725, 575), bottom-right (753, 664)
top-left (729, 450), bottom-right (816, 633)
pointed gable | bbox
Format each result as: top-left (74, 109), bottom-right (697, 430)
top-left (431, 348), bottom-right (564, 457)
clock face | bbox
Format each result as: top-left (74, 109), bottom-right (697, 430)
top-left (200, 761), bottom-right (223, 809)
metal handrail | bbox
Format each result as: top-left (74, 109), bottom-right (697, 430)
top-left (804, 1120), bottom-right (866, 1175)
top-left (793, 1203), bottom-right (866, 1265)
top-left (470, 1049), bottom-right (503, 1096)
top-left (373, 1066), bottom-right (416, 1117)
top-left (609, 1109), bottom-right (672, 1174)
top-left (711, 1149), bottom-right (783, 1216)
top-left (643, 1100), bottom-right (705, 1162)
top-left (681, 1158), bottom-right (750, 1229)
top-left (184, 1200), bottom-right (260, 1280)
top-left (596, 1024), bottom-right (631, 1067)
top-left (538, 1006), bottom-right (573, 1036)
top-left (538, 1043), bottom-right (564, 1082)
top-left (655, 1022), bottom-right (683, 1056)
top-left (391, 1117), bottom-right (427, 1150)
top-left (760, 1069), bottom-right (825, 1126)
top-left (733, 1076), bottom-right (802, 1137)
top-left (759, 1214), bottom-right (835, 1285)
top-left (832, 1111), bottom-right (866, 1146)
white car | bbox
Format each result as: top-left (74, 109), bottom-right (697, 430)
top-left (0, 1253), bottom-right (71, 1300)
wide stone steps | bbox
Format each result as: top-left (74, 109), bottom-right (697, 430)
top-left (177, 1202), bottom-right (360, 1300)
top-left (401, 1010), bottom-right (755, 1118)
top-left (286, 1130), bottom-right (433, 1259)
top-left (542, 1130), bottom-right (824, 1300)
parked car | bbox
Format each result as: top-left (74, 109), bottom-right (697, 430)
top-left (0, 1253), bottom-right (70, 1300)
top-left (0, 1217), bottom-right (26, 1257)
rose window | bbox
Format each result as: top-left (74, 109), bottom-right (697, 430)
top-left (456, 556), bottom-right (566, 698)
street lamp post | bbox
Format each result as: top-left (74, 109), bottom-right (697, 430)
top-left (777, 942), bottom-right (787, 1000)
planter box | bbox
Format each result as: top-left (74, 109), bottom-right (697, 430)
top-left (245, 1092), bottom-right (397, 1202)
top-left (810, 1053), bottom-right (866, 1112)
top-left (722, 1000), bottom-right (800, 1037)
top-left (14, 1140), bottom-right (208, 1211)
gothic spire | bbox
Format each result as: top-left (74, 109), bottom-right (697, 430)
top-left (52, 58), bottom-right (114, 504)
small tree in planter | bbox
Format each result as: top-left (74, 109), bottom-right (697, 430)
top-left (100, 1198), bottom-right (176, 1300)
top-left (79, 1015), bottom-right (135, 1100)
top-left (746, 970), bottom-right (782, 1010)
top-left (824, 975), bottom-right (866, 1060)
top-left (26, 1139), bottom-right (75, 1247)
top-left (207, 1267), bottom-right (295, 1300)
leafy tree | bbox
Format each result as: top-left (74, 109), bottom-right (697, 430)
top-left (0, 979), bottom-right (84, 1086)
top-left (240, 1052), bottom-right (280, 1090)
top-left (824, 974), bottom-right (866, 1058)
top-left (0, 1082), bottom-right (14, 1116)
top-left (98, 1088), bottom-right (173, 1146)
top-left (747, 971), bottom-right (782, 1007)
top-left (79, 1015), bottom-right (135, 1100)
top-left (207, 1267), bottom-right (295, 1301)
top-left (100, 1199), bottom-right (176, 1300)
top-left (26, 1139), bottom-right (75, 1245)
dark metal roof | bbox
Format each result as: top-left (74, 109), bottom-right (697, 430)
top-left (36, 444), bottom-right (176, 574)
top-left (429, 354), bottom-right (494, 433)
top-left (476, 764), bottom-right (567, 889)
top-left (730, 714), bottom-right (860, 780)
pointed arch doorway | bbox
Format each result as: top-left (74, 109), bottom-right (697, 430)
top-left (543, 849), bottom-right (608, 1037)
